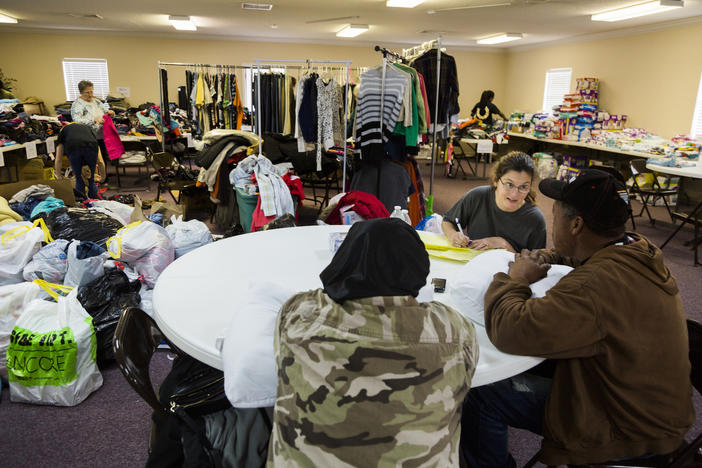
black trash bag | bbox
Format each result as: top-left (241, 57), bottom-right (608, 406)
top-left (77, 269), bottom-right (141, 367)
top-left (38, 207), bottom-right (124, 248)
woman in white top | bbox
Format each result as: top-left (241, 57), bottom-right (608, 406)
top-left (70, 80), bottom-right (114, 133)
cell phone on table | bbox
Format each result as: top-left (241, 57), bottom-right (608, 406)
top-left (432, 278), bottom-right (446, 293)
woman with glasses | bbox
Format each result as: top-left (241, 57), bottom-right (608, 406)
top-left (442, 151), bottom-right (546, 252)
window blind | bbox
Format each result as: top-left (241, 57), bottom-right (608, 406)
top-left (542, 68), bottom-right (572, 114)
top-left (62, 58), bottom-right (110, 101)
top-left (690, 72), bottom-right (702, 139)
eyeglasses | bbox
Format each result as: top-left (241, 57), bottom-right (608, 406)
top-left (499, 178), bottom-right (531, 193)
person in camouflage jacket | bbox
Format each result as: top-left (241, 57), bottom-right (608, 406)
top-left (267, 218), bottom-right (479, 467)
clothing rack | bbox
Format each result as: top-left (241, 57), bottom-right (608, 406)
top-left (404, 37), bottom-right (442, 197)
top-left (157, 61), bottom-right (251, 152)
top-left (253, 58), bottom-right (353, 191)
top-left (370, 37), bottom-right (442, 198)
top-left (373, 45), bottom-right (407, 64)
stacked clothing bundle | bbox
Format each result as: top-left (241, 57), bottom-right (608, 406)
top-left (0, 102), bottom-right (64, 147)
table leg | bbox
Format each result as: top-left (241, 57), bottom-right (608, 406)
top-left (660, 199), bottom-right (702, 250)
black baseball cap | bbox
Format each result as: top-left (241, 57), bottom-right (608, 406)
top-left (539, 168), bottom-right (630, 230)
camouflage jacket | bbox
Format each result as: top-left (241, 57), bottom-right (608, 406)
top-left (267, 288), bottom-right (479, 467)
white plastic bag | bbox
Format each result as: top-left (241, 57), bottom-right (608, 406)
top-left (23, 239), bottom-right (70, 283)
top-left (64, 241), bottom-right (108, 288)
top-left (6, 288), bottom-right (103, 406)
top-left (87, 200), bottom-right (133, 226)
top-left (447, 250), bottom-right (573, 326)
top-left (0, 282), bottom-right (43, 376)
top-left (164, 215), bottom-right (213, 258)
top-left (0, 221), bottom-right (46, 286)
top-left (222, 282), bottom-right (295, 408)
top-left (107, 221), bottom-right (174, 288)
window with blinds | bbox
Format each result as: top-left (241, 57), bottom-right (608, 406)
top-left (690, 72), bottom-right (702, 139)
top-left (542, 67), bottom-right (572, 114)
top-left (62, 58), bottom-right (110, 101)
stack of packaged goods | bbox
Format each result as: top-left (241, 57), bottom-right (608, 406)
top-left (671, 135), bottom-right (701, 161)
top-left (556, 154), bottom-right (590, 181)
top-left (571, 78), bottom-right (599, 142)
top-left (507, 111), bottom-right (529, 133)
top-left (532, 113), bottom-right (560, 139)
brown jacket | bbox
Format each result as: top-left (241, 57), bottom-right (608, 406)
top-left (484, 233), bottom-right (694, 466)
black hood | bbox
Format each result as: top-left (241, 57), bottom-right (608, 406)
top-left (320, 218), bottom-right (430, 303)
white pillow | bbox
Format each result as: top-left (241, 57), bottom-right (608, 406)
top-left (222, 281), bottom-right (295, 408)
top-left (447, 250), bottom-right (573, 326)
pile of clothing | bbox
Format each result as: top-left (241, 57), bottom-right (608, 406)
top-left (0, 102), bottom-right (63, 147)
top-left (229, 153), bottom-right (304, 232)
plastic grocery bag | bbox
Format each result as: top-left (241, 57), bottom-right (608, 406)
top-left (23, 239), bottom-right (70, 283)
top-left (164, 215), bottom-right (213, 258)
top-left (222, 281), bottom-right (294, 408)
top-left (6, 288), bottom-right (103, 406)
top-left (0, 221), bottom-right (48, 286)
top-left (107, 221), bottom-right (174, 288)
top-left (0, 282), bottom-right (43, 376)
top-left (64, 241), bottom-right (108, 288)
top-left (447, 250), bottom-right (573, 326)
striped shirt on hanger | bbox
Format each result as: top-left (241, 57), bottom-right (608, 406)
top-left (355, 66), bottom-right (409, 162)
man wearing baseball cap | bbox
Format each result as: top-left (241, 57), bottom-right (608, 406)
top-left (461, 169), bottom-right (693, 467)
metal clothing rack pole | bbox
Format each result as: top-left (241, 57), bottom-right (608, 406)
top-left (253, 59), bottom-right (352, 191)
top-left (157, 61), bottom-right (251, 152)
top-left (429, 36), bottom-right (442, 197)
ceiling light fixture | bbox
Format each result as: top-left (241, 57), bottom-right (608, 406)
top-left (477, 33), bottom-right (523, 45)
top-left (591, 0), bottom-right (683, 22)
top-left (387, 0), bottom-right (425, 7)
top-left (241, 3), bottom-right (273, 10)
top-left (168, 15), bottom-right (196, 31)
top-left (336, 24), bottom-right (369, 38)
top-left (0, 13), bottom-right (18, 23)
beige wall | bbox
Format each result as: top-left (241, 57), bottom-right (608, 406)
top-left (0, 31), bottom-right (505, 121)
top-left (3, 24), bottom-right (702, 139)
top-left (504, 21), bottom-right (702, 138)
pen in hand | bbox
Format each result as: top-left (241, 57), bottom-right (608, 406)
top-left (455, 218), bottom-right (472, 247)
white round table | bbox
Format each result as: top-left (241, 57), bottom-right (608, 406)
top-left (152, 225), bottom-right (542, 387)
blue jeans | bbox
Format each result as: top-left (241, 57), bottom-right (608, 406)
top-left (461, 373), bottom-right (552, 468)
top-left (68, 146), bottom-right (98, 199)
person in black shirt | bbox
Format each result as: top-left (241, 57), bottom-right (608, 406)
top-left (470, 90), bottom-right (507, 126)
top-left (54, 123), bottom-right (103, 198)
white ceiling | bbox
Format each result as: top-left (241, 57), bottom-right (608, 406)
top-left (2, 0), bottom-right (702, 49)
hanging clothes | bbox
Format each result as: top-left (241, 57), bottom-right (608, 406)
top-left (355, 65), bottom-right (409, 163)
top-left (316, 77), bottom-right (343, 171)
top-left (410, 49), bottom-right (460, 125)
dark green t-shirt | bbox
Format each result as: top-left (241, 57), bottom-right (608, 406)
top-left (443, 185), bottom-right (546, 251)
top-left (56, 123), bottom-right (98, 155)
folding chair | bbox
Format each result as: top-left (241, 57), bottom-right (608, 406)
top-left (629, 159), bottom-right (677, 226)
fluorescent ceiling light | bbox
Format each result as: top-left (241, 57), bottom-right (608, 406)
top-left (0, 13), bottom-right (18, 23)
top-left (168, 15), bottom-right (196, 31)
top-left (336, 24), bottom-right (369, 38)
top-left (241, 3), bottom-right (273, 10)
top-left (387, 0), bottom-right (425, 7)
top-left (477, 33), bottom-right (523, 45)
top-left (591, 0), bottom-right (683, 22)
